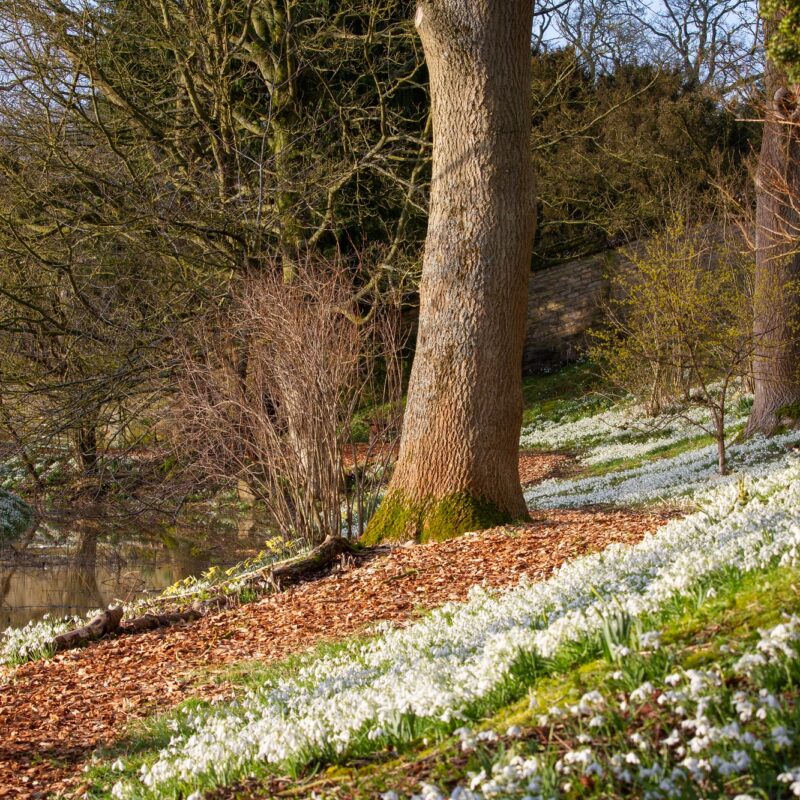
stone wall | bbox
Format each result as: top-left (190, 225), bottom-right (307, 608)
top-left (523, 248), bottom-right (636, 374)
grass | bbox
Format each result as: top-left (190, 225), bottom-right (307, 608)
top-left (577, 430), bottom-right (721, 478)
top-left (521, 361), bottom-right (611, 428)
top-left (82, 550), bottom-right (800, 799)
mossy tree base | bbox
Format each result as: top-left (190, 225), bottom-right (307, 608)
top-left (362, 491), bottom-right (522, 545)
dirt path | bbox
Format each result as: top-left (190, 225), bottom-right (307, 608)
top-left (0, 503), bottom-right (669, 799)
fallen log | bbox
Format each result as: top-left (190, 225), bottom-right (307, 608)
top-left (268, 535), bottom-right (360, 589)
top-left (47, 536), bottom-right (362, 655)
top-left (120, 606), bottom-right (203, 634)
top-left (53, 606), bottom-right (124, 652)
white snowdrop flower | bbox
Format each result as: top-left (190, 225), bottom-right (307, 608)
top-left (110, 783), bottom-right (127, 800)
top-left (415, 784), bottom-right (445, 800)
top-left (468, 770), bottom-right (487, 791)
top-left (759, 689), bottom-right (781, 708)
top-left (630, 682), bottom-right (654, 703)
top-left (580, 690), bottom-right (604, 707)
top-left (450, 788), bottom-right (481, 800)
top-left (111, 759), bottom-right (125, 772)
top-left (778, 768), bottom-right (800, 797)
top-left (624, 752), bottom-right (641, 765)
top-left (741, 731), bottom-right (765, 751)
top-left (719, 721), bottom-right (741, 739)
top-left (640, 631), bottom-right (661, 650)
top-left (734, 693), bottom-right (755, 722)
top-left (381, 792), bottom-right (400, 800)
top-left (588, 714), bottom-right (605, 728)
top-left (731, 750), bottom-right (751, 771)
top-left (680, 756), bottom-right (710, 780)
top-left (630, 731), bottom-right (650, 751)
top-left (663, 728), bottom-right (681, 747)
top-left (734, 653), bottom-right (767, 675)
top-left (506, 725), bottom-right (523, 738)
top-left (638, 763), bottom-right (663, 780)
top-left (772, 726), bottom-right (792, 748)
top-left (577, 733), bottom-right (592, 744)
top-left (104, 455), bottom-right (800, 798)
top-left (562, 747), bottom-right (594, 767)
top-left (689, 734), bottom-right (710, 753)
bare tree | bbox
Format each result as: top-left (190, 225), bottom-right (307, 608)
top-left (175, 261), bottom-right (403, 547)
top-left (623, 0), bottom-right (760, 92)
top-left (551, 0), bottom-right (646, 78)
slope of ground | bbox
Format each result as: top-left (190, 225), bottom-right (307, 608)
top-left (0, 507), bottom-right (666, 799)
top-left (221, 561), bottom-right (800, 800)
top-left (91, 456), bottom-right (800, 800)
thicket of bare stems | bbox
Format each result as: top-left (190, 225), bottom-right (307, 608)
top-left (174, 262), bottom-right (403, 548)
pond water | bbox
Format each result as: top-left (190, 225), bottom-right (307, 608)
top-left (0, 513), bottom-right (269, 630)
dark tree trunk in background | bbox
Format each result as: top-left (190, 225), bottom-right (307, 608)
top-left (746, 24), bottom-right (800, 436)
top-left (76, 425), bottom-right (99, 474)
top-left (365, 0), bottom-right (536, 544)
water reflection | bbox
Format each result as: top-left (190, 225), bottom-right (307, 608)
top-left (0, 514), bottom-right (266, 629)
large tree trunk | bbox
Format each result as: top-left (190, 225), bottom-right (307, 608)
top-left (364, 0), bottom-right (535, 544)
top-left (746, 37), bottom-right (800, 437)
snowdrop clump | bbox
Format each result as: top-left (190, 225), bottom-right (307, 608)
top-left (112, 458), bottom-right (800, 798)
top-left (0, 456), bottom-right (28, 491)
top-left (0, 612), bottom-right (89, 666)
top-left (425, 616), bottom-right (800, 800)
top-left (0, 487), bottom-right (32, 543)
top-left (519, 394), bottom-right (750, 464)
top-left (524, 430), bottom-right (800, 508)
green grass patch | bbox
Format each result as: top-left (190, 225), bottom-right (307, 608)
top-left (521, 361), bottom-right (611, 428)
top-left (577, 430), bottom-right (720, 478)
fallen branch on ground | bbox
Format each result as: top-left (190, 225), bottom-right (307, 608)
top-left (48, 536), bottom-right (364, 654)
top-left (53, 607), bottom-right (124, 652)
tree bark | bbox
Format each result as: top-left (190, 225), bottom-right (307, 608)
top-left (364, 0), bottom-right (536, 544)
top-left (76, 424), bottom-right (99, 474)
top-left (746, 29), bottom-right (800, 437)
top-left (53, 607), bottom-right (123, 653)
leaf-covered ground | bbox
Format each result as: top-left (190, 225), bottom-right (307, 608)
top-left (0, 504), bottom-right (665, 799)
